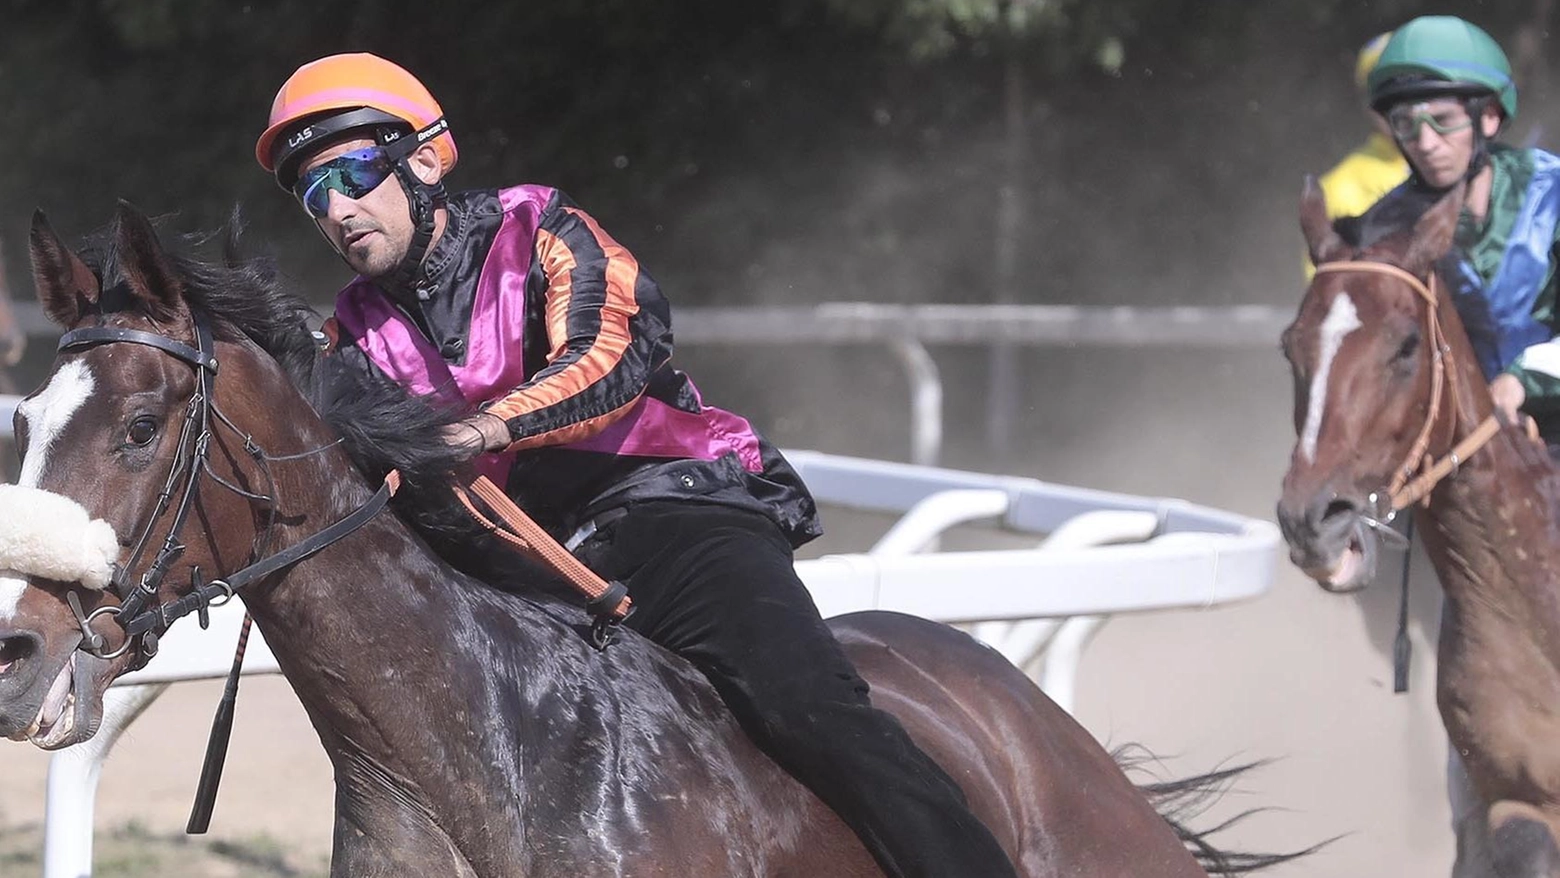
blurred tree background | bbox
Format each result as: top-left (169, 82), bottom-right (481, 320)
top-left (0, 0), bottom-right (1540, 298)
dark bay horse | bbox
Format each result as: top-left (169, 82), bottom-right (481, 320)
top-left (0, 203), bottom-right (1279, 877)
top-left (1279, 180), bottom-right (1560, 876)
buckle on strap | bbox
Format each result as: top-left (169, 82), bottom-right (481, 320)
top-left (565, 506), bottom-right (629, 553)
top-left (586, 580), bottom-right (632, 651)
top-left (564, 519), bottom-right (599, 553)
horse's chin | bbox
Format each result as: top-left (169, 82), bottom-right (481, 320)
top-left (13, 650), bottom-right (108, 750)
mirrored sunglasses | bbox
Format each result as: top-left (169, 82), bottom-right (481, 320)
top-left (293, 146), bottom-right (397, 219)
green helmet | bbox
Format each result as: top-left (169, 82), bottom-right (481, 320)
top-left (1367, 16), bottom-right (1516, 120)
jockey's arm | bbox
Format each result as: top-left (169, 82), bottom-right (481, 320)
top-left (1505, 241), bottom-right (1560, 416)
top-left (476, 202), bottom-right (665, 452)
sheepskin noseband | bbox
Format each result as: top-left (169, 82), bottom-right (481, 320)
top-left (0, 485), bottom-right (119, 590)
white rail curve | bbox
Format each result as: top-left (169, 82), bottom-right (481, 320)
top-left (28, 449), bottom-right (1277, 878)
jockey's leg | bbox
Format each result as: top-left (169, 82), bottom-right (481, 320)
top-left (578, 500), bottom-right (1018, 878)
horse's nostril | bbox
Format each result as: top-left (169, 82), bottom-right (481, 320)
top-left (1322, 499), bottom-right (1358, 523)
top-left (0, 632), bottom-right (40, 674)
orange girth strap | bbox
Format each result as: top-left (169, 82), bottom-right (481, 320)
top-left (452, 476), bottom-right (633, 633)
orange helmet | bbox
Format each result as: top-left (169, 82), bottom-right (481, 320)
top-left (256, 53), bottom-right (458, 188)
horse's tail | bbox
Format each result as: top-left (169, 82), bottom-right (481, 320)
top-left (1115, 746), bottom-right (1331, 876)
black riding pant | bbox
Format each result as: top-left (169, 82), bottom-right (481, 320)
top-left (576, 500), bottom-right (1017, 878)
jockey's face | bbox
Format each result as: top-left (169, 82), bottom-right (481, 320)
top-left (1387, 97), bottom-right (1501, 189)
top-left (297, 137), bottom-right (442, 279)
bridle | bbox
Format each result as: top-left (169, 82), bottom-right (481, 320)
top-left (52, 313), bottom-right (396, 667)
top-left (1312, 261), bottom-right (1501, 528)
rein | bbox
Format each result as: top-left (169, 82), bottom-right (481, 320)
top-left (1313, 262), bottom-right (1501, 516)
top-left (452, 477), bottom-right (632, 647)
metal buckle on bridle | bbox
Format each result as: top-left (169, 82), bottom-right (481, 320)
top-left (1360, 492), bottom-right (1410, 552)
top-left (64, 591), bottom-right (134, 660)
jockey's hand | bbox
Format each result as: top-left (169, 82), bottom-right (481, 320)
top-left (1489, 373), bottom-right (1527, 425)
top-left (441, 413), bottom-right (510, 459)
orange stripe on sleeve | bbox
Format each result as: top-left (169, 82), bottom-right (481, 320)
top-left (481, 208), bottom-right (645, 445)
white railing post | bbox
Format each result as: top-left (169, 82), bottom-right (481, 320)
top-left (41, 604), bottom-right (281, 877)
top-left (44, 683), bottom-right (169, 878)
top-left (886, 338), bottom-right (942, 467)
top-left (868, 489), bottom-right (1007, 557)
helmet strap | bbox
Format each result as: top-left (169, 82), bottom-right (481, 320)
top-left (383, 162), bottom-right (447, 300)
top-left (1462, 96), bottom-right (1495, 184)
top-left (378, 117), bottom-right (449, 299)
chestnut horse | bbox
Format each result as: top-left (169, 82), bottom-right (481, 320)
top-left (1279, 179), bottom-right (1560, 876)
top-left (0, 203), bottom-right (1287, 877)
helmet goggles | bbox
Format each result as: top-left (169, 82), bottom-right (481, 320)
top-left (1386, 100), bottom-right (1473, 142)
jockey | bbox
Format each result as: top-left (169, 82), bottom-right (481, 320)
top-left (1338, 15), bottom-right (1560, 443)
top-left (256, 53), bottom-right (1017, 877)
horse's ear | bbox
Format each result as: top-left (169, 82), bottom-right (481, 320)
top-left (1401, 182), bottom-right (1464, 278)
top-left (1300, 176), bottom-right (1349, 267)
top-left (111, 200), bottom-right (186, 322)
top-left (29, 210), bottom-right (100, 328)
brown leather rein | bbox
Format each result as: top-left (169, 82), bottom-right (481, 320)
top-left (1312, 261), bottom-right (1501, 514)
top-left (451, 475), bottom-right (633, 644)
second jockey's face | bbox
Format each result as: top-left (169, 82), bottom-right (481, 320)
top-left (299, 138), bottom-right (414, 278)
top-left (1388, 97), bottom-right (1501, 189)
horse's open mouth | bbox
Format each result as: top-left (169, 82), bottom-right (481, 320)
top-left (11, 649), bottom-right (94, 749)
top-left (1309, 525), bottom-right (1374, 593)
top-left (1320, 539), bottom-right (1365, 591)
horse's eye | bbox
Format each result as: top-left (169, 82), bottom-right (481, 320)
top-left (126, 416), bottom-right (159, 446)
top-left (1395, 331), bottom-right (1421, 361)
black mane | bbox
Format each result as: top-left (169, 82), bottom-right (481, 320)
top-left (85, 214), bottom-right (462, 484)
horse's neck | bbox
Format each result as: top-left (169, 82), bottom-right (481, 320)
top-left (236, 455), bottom-right (599, 796)
top-left (1419, 339), bottom-right (1560, 662)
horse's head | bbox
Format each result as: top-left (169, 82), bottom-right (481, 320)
top-left (1277, 179), bottom-right (1469, 593)
top-left (0, 203), bottom-right (286, 748)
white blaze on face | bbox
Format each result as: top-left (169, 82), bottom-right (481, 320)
top-left (16, 360), bottom-right (95, 488)
top-left (0, 573), bottom-right (25, 624)
top-left (1300, 293), bottom-right (1363, 463)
